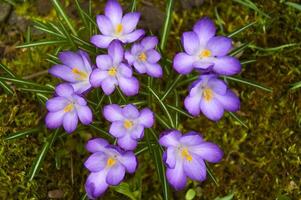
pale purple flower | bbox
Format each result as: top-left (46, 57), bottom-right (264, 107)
top-left (159, 130), bottom-right (223, 190)
top-left (173, 17), bottom-right (241, 75)
top-left (49, 50), bottom-right (93, 94)
top-left (90, 40), bottom-right (139, 96)
top-left (103, 104), bottom-right (154, 150)
top-left (125, 36), bottom-right (162, 77)
top-left (84, 138), bottom-right (137, 199)
top-left (184, 74), bottom-right (240, 121)
top-left (45, 84), bottom-right (93, 133)
top-left (91, 0), bottom-right (145, 48)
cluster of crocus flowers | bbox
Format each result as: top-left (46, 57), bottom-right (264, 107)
top-left (173, 17), bottom-right (241, 121)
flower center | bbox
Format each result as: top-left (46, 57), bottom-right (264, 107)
top-left (115, 24), bottom-right (123, 35)
top-left (203, 88), bottom-right (213, 101)
top-left (72, 67), bottom-right (88, 80)
top-left (108, 67), bottom-right (117, 76)
top-left (181, 148), bottom-right (193, 161)
top-left (199, 49), bottom-right (212, 58)
top-left (106, 157), bottom-right (116, 167)
top-left (123, 120), bottom-right (133, 129)
top-left (138, 52), bottom-right (147, 62)
top-left (64, 103), bottom-right (74, 113)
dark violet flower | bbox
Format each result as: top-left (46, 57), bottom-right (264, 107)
top-left (84, 138), bottom-right (137, 199)
top-left (49, 50), bottom-right (93, 94)
top-left (90, 40), bottom-right (139, 96)
top-left (125, 36), bottom-right (163, 77)
top-left (173, 17), bottom-right (241, 75)
top-left (91, 0), bottom-right (145, 48)
top-left (45, 83), bottom-right (93, 133)
top-left (184, 74), bottom-right (240, 121)
top-left (159, 130), bottom-right (223, 190)
top-left (103, 104), bottom-right (154, 150)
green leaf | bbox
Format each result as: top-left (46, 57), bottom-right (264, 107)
top-left (228, 112), bottom-right (249, 129)
top-left (17, 40), bottom-right (67, 48)
top-left (250, 43), bottom-right (299, 52)
top-left (229, 42), bottom-right (252, 56)
top-left (0, 63), bottom-right (16, 78)
top-left (233, 0), bottom-right (270, 18)
top-left (112, 183), bottom-right (137, 200)
top-left (223, 76), bottom-right (273, 92)
top-left (290, 81), bottom-right (301, 90)
top-left (185, 189), bottom-right (196, 200)
top-left (0, 80), bottom-right (14, 95)
top-left (166, 104), bottom-right (193, 119)
top-left (227, 22), bottom-right (256, 38)
top-left (286, 2), bottom-right (301, 11)
top-left (4, 128), bottom-right (40, 141)
top-left (206, 163), bottom-right (218, 186)
top-left (161, 74), bottom-right (182, 101)
top-left (160, 0), bottom-right (175, 52)
top-left (131, 0), bottom-right (138, 12)
top-left (214, 193), bottom-right (234, 200)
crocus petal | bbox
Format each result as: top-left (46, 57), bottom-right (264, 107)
top-left (145, 63), bottom-right (163, 78)
top-left (118, 151), bottom-right (137, 173)
top-left (118, 63), bottom-right (132, 78)
top-left (45, 110), bottom-right (65, 129)
top-left (122, 104), bottom-right (139, 119)
top-left (96, 15), bottom-right (114, 35)
top-left (184, 95), bottom-right (201, 116)
top-left (117, 134), bottom-right (137, 150)
top-left (131, 43), bottom-right (143, 55)
top-left (141, 36), bottom-right (158, 50)
top-left (76, 105), bottom-right (92, 125)
top-left (180, 132), bottom-right (203, 146)
top-left (84, 152), bottom-right (107, 172)
top-left (193, 60), bottom-right (213, 70)
top-left (90, 69), bottom-right (108, 88)
top-left (212, 56), bottom-right (241, 76)
top-left (133, 62), bottom-right (146, 73)
top-left (130, 124), bottom-right (144, 139)
top-left (71, 81), bottom-right (91, 94)
top-left (91, 35), bottom-right (114, 48)
top-left (190, 142), bottom-right (223, 163)
top-left (85, 138), bottom-right (109, 153)
top-left (183, 156), bottom-right (206, 181)
top-left (121, 12), bottom-right (140, 34)
top-left (106, 163), bottom-right (126, 185)
top-left (138, 108), bottom-right (154, 128)
top-left (193, 17), bottom-right (216, 46)
top-left (58, 51), bottom-right (85, 71)
top-left (182, 31), bottom-right (200, 55)
top-left (200, 98), bottom-right (224, 121)
top-left (101, 77), bottom-right (117, 95)
top-left (166, 161), bottom-right (187, 190)
top-left (48, 65), bottom-right (77, 82)
top-left (159, 130), bottom-right (181, 147)
top-left (63, 111), bottom-right (78, 133)
top-left (146, 50), bottom-right (161, 63)
top-left (85, 170), bottom-right (109, 199)
top-left (109, 121), bottom-right (127, 138)
top-left (118, 76), bottom-right (139, 96)
top-left (78, 50), bottom-right (92, 72)
top-left (123, 29), bottom-right (145, 43)
top-left (207, 36), bottom-right (233, 56)
top-left (96, 55), bottom-right (113, 70)
top-left (125, 51), bottom-right (135, 64)
top-left (215, 89), bottom-right (240, 112)
top-left (73, 95), bottom-right (87, 106)
top-left (108, 40), bottom-right (124, 65)
top-left (46, 97), bottom-right (68, 112)
top-left (55, 83), bottom-right (74, 97)
top-left (207, 78), bottom-right (227, 95)
top-left (105, 0), bottom-right (123, 25)
top-left (103, 104), bottom-right (124, 122)
top-left (164, 147), bottom-right (176, 168)
top-left (173, 53), bottom-right (195, 74)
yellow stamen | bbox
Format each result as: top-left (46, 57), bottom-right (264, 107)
top-left (64, 103), bottom-right (74, 112)
top-left (181, 148), bottom-right (193, 161)
top-left (106, 157), bottom-right (116, 167)
top-left (115, 24), bottom-right (123, 34)
top-left (124, 120), bottom-right (133, 129)
top-left (108, 67), bottom-right (117, 76)
top-left (72, 68), bottom-right (88, 80)
top-left (199, 49), bottom-right (212, 58)
top-left (138, 52), bottom-right (147, 62)
top-left (203, 88), bottom-right (213, 101)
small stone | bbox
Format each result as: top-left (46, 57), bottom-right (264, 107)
top-left (180, 0), bottom-right (204, 9)
top-left (8, 10), bottom-right (29, 32)
top-left (138, 5), bottom-right (165, 34)
top-left (0, 2), bottom-right (12, 23)
top-left (48, 189), bottom-right (64, 199)
top-left (36, 0), bottom-right (52, 16)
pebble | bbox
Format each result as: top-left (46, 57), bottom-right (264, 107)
top-left (0, 2), bottom-right (12, 23)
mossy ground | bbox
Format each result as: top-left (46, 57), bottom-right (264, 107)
top-left (0, 0), bottom-right (300, 199)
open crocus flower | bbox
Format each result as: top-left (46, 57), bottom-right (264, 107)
top-left (91, 0), bottom-right (145, 48)
top-left (125, 36), bottom-right (162, 77)
top-left (173, 17), bottom-right (241, 76)
top-left (84, 138), bottom-right (137, 199)
top-left (159, 130), bottom-right (223, 190)
top-left (103, 104), bottom-right (154, 150)
top-left (49, 50), bottom-right (93, 94)
top-left (45, 84), bottom-right (93, 133)
top-left (90, 40), bottom-right (139, 96)
top-left (184, 74), bottom-right (240, 121)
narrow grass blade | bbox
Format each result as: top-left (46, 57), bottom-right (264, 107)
top-left (286, 2), bottom-right (301, 11)
top-left (155, 114), bottom-right (172, 129)
top-left (37, 93), bottom-right (49, 105)
top-left (160, 0), bottom-right (174, 52)
top-left (0, 63), bottom-right (16, 77)
top-left (135, 146), bottom-right (149, 156)
top-left (33, 22), bottom-right (65, 38)
top-left (80, 193), bottom-right (88, 200)
top-left (17, 40), bottom-right (67, 48)
top-left (166, 104), bottom-right (193, 119)
top-left (206, 163), bottom-right (218, 186)
top-left (290, 81), bottom-right (301, 90)
top-left (5, 128), bottom-right (40, 141)
top-left (89, 123), bottom-right (113, 139)
top-left (233, 0), bottom-right (270, 18)
top-left (229, 42), bottom-right (252, 56)
top-left (17, 87), bottom-right (54, 94)
top-left (241, 59), bottom-right (256, 65)
top-left (227, 22), bottom-right (256, 38)
top-left (0, 80), bottom-right (14, 95)
top-left (131, 0), bottom-right (138, 12)
top-left (250, 43), bottom-right (299, 52)
top-left (0, 77), bottom-right (53, 90)
top-left (224, 76), bottom-right (273, 92)
top-left (161, 74), bottom-right (182, 101)
top-left (228, 112), bottom-right (248, 129)
top-left (28, 129), bottom-right (60, 181)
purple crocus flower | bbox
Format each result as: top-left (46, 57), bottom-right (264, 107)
top-left (49, 50), bottom-right (93, 94)
top-left (91, 0), bottom-right (145, 48)
top-left (84, 138), bottom-right (137, 199)
top-left (173, 17), bottom-right (241, 75)
top-left (45, 83), bottom-right (93, 133)
top-left (184, 74), bottom-right (240, 121)
top-left (125, 36), bottom-right (162, 77)
top-left (159, 130), bottom-right (223, 190)
top-left (90, 40), bottom-right (139, 96)
top-left (103, 104), bottom-right (154, 150)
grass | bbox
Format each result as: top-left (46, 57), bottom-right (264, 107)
top-left (0, 0), bottom-right (300, 199)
